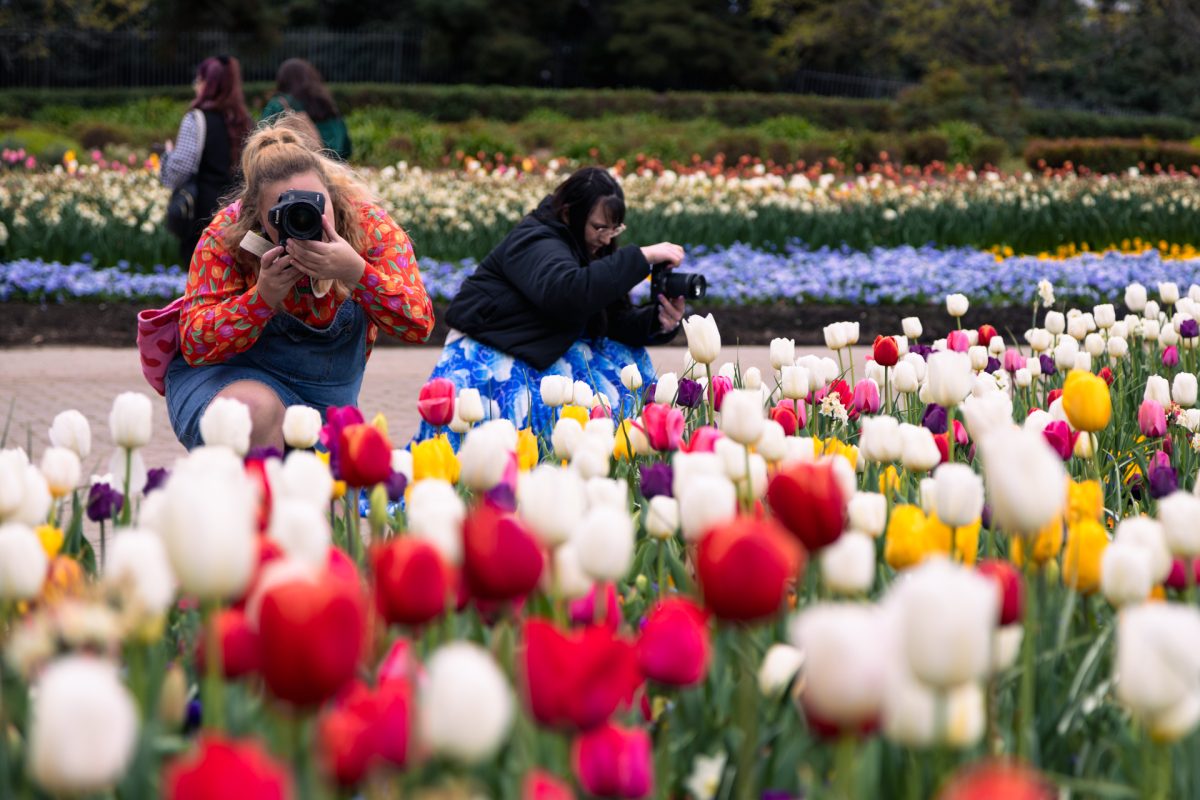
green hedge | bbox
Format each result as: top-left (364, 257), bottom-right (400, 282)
top-left (1020, 108), bottom-right (1198, 142)
top-left (1024, 137), bottom-right (1200, 172)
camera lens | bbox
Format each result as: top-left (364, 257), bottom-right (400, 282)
top-left (285, 203), bottom-right (322, 240)
top-left (685, 274), bottom-right (707, 299)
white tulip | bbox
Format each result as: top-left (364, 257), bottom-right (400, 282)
top-left (925, 351), bottom-right (973, 408)
top-left (108, 392), bottom-right (152, 450)
top-left (902, 352), bottom-right (927, 382)
top-left (790, 603), bottom-right (887, 729)
top-left (48, 410), bottom-right (91, 460)
top-left (980, 428), bottom-right (1066, 536)
top-left (1183, 409), bottom-right (1200, 433)
top-left (1045, 311), bottom-right (1065, 335)
top-left (459, 426), bottom-right (513, 491)
top-left (39, 447), bottom-right (80, 498)
top-left (718, 362), bottom-right (736, 380)
top-left (902, 317), bottom-right (923, 339)
top-left (518, 465), bottom-right (586, 548)
top-left (756, 420), bottom-right (788, 463)
top-left (889, 558), bottom-right (997, 689)
top-left (1084, 333), bottom-right (1106, 358)
top-left (573, 506), bottom-right (634, 582)
top-left (1157, 491), bottom-right (1200, 556)
top-left (549, 543), bottom-right (593, 600)
top-left (1126, 282), bottom-right (1148, 312)
top-left (654, 372), bottom-right (679, 405)
top-left (780, 437), bottom-right (817, 465)
top-left (0, 522), bottom-right (49, 599)
top-left (1111, 320), bottom-right (1130, 340)
top-left (551, 417), bottom-right (584, 461)
top-left (860, 415), bottom-right (902, 464)
top-left (276, 450), bottom-right (334, 510)
top-left (1101, 542), bottom-right (1153, 607)
top-left (679, 474), bottom-right (737, 541)
top-left (420, 642), bottom-right (514, 763)
top-left (1160, 326), bottom-right (1181, 349)
top-left (781, 365), bottom-right (810, 400)
top-left (28, 656), bottom-right (138, 795)
top-left (744, 453), bottom-right (769, 499)
top-left (1013, 368), bottom-right (1032, 389)
top-left (770, 338), bottom-right (796, 371)
top-left (1161, 282), bottom-right (1181, 305)
top-left (456, 389), bottom-right (485, 424)
top-left (1052, 337), bottom-right (1077, 371)
top-left (1074, 433), bottom-right (1097, 459)
top-left (823, 323), bottom-right (848, 351)
top-left (1108, 336), bottom-right (1129, 358)
top-left (671, 451), bottom-right (725, 496)
top-left (407, 480), bottom-right (465, 565)
top-left (820, 532), bottom-right (875, 595)
top-left (759, 644), bottom-right (805, 696)
top-left (900, 423), bottom-right (940, 473)
top-left (1146, 375), bottom-right (1172, 406)
top-left (1067, 316), bottom-right (1089, 341)
top-left (842, 321), bottom-right (861, 346)
top-left (391, 449), bottom-right (414, 484)
top-left (946, 294), bottom-right (970, 318)
top-left (865, 361), bottom-right (886, 389)
top-left (960, 392), bottom-right (1013, 442)
top-left (991, 625), bottom-right (1024, 674)
top-left (1116, 604), bottom-right (1200, 740)
top-left (933, 464), bottom-right (984, 528)
top-left (1143, 319), bottom-right (1162, 341)
top-left (1175, 374), bottom-right (1199, 408)
top-left (883, 672), bottom-right (985, 749)
top-left (682, 313), bottom-right (721, 365)
top-left (742, 367), bottom-right (763, 390)
top-left (1146, 300), bottom-right (1163, 322)
top-left (1094, 304), bottom-right (1116, 329)
top-left (714, 438), bottom-right (749, 482)
top-left (1115, 516), bottom-right (1172, 583)
top-left (539, 375), bottom-right (572, 408)
top-left (646, 495), bottom-right (680, 540)
top-left (267, 499), bottom-right (330, 568)
top-left (919, 477), bottom-right (938, 515)
top-left (199, 397), bottom-right (252, 455)
top-left (583, 477), bottom-right (625, 511)
top-left (892, 361), bottom-right (919, 394)
top-left (1073, 352), bottom-right (1092, 373)
top-left (281, 405), bottom-right (322, 449)
top-left (967, 345), bottom-right (988, 372)
top-left (848, 492), bottom-right (886, 537)
top-left (1027, 328), bottom-right (1052, 353)
top-left (448, 401), bottom-right (471, 435)
top-left (620, 364), bottom-right (643, 391)
top-left (104, 528), bottom-right (177, 616)
top-left (987, 336), bottom-right (1005, 357)
top-left (720, 389), bottom-right (764, 446)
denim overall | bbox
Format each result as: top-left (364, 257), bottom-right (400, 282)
top-left (166, 300), bottom-right (367, 449)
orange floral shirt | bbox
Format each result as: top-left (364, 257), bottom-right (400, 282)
top-left (179, 201), bottom-right (435, 365)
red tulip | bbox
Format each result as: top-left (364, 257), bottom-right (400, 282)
top-left (684, 426), bottom-right (723, 453)
top-left (1099, 366), bottom-right (1114, 386)
top-left (316, 678), bottom-right (411, 786)
top-left (377, 637), bottom-right (421, 685)
top-left (770, 402), bottom-right (802, 435)
top-left (711, 375), bottom-right (733, 412)
top-left (1047, 388), bottom-right (1063, 406)
top-left (1041, 420), bottom-right (1079, 461)
top-left (977, 324), bottom-right (998, 347)
top-left (572, 723), bottom-right (653, 799)
top-left (195, 607), bottom-right (259, 679)
top-left (766, 460), bottom-right (847, 551)
top-left (164, 735), bottom-right (293, 800)
top-left (937, 760), bottom-right (1055, 800)
top-left (338, 423), bottom-right (392, 487)
top-left (418, 378), bottom-right (456, 427)
top-left (873, 335), bottom-right (899, 367)
top-left (462, 502), bottom-right (544, 601)
top-left (244, 456), bottom-right (273, 534)
top-left (372, 538), bottom-right (453, 627)
top-left (696, 516), bottom-right (804, 622)
top-left (256, 569), bottom-right (367, 707)
top-left (524, 769), bottom-right (576, 800)
top-left (640, 403), bottom-right (685, 452)
top-left (521, 619), bottom-right (643, 731)
top-left (636, 598), bottom-right (710, 686)
top-left (976, 559), bottom-right (1024, 625)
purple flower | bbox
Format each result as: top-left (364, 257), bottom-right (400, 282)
top-left (144, 467), bottom-right (170, 494)
top-left (908, 344), bottom-right (934, 360)
top-left (86, 482), bottom-right (123, 522)
top-left (639, 463), bottom-right (674, 499)
top-left (385, 470), bottom-right (408, 503)
top-left (676, 378), bottom-right (703, 408)
top-left (1039, 354), bottom-right (1056, 376)
top-left (1183, 318), bottom-right (1200, 338)
top-left (1150, 465), bottom-right (1178, 499)
top-left (984, 357), bottom-right (1001, 374)
top-left (245, 446), bottom-right (283, 463)
top-left (921, 403), bottom-right (947, 434)
top-left (485, 483), bottom-right (517, 512)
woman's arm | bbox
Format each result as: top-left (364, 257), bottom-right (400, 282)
top-left (178, 208), bottom-right (279, 366)
top-left (347, 205), bottom-right (435, 342)
top-left (160, 112), bottom-right (202, 190)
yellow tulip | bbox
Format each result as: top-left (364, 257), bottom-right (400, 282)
top-left (35, 525), bottom-right (64, 559)
top-left (1011, 517), bottom-right (1065, 567)
top-left (1067, 479), bottom-right (1104, 524)
top-left (371, 412), bottom-right (389, 437)
top-left (885, 505), bottom-right (933, 571)
top-left (1062, 518), bottom-right (1108, 594)
top-left (561, 405), bottom-right (589, 428)
top-left (613, 419), bottom-right (637, 462)
top-left (1061, 370), bottom-right (1112, 432)
top-left (878, 465), bottom-right (901, 498)
top-left (517, 429), bottom-right (539, 471)
top-left (412, 435), bottom-right (461, 484)
top-left (924, 513), bottom-right (982, 566)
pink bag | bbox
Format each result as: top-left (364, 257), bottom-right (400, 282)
top-left (136, 296), bottom-right (186, 396)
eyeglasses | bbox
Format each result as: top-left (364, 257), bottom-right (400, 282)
top-left (590, 222), bottom-right (626, 239)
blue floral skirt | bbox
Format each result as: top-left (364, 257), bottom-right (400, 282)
top-left (412, 334), bottom-right (657, 446)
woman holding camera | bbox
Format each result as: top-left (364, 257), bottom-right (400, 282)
top-left (164, 119), bottom-right (435, 450)
top-left (416, 166), bottom-right (688, 441)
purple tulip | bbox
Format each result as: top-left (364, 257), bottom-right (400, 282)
top-left (385, 470), bottom-right (408, 503)
top-left (245, 446), bottom-right (283, 462)
top-left (909, 344), bottom-right (934, 359)
top-left (1150, 464), bottom-right (1178, 499)
top-left (639, 462), bottom-right (674, 499)
top-left (1182, 319), bottom-right (1200, 338)
top-left (676, 378), bottom-right (703, 409)
top-left (144, 467), bottom-right (170, 494)
top-left (922, 403), bottom-right (948, 434)
top-left (86, 482), bottom-right (124, 523)
top-left (1039, 354), bottom-right (1056, 376)
top-left (984, 357), bottom-right (1001, 374)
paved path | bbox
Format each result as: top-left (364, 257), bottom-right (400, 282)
top-left (1, 344), bottom-right (806, 473)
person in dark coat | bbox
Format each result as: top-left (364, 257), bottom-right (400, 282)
top-left (415, 166), bottom-right (691, 441)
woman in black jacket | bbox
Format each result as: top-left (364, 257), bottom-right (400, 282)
top-left (416, 166), bottom-right (689, 440)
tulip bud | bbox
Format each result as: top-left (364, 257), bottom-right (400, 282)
top-left (758, 643), bottom-right (805, 695)
top-left (678, 475), bottom-right (737, 541)
top-left (199, 397), bottom-right (253, 455)
top-left (1108, 336), bottom-right (1129, 358)
top-left (539, 375), bottom-right (571, 408)
top-left (646, 495), bottom-right (680, 540)
top-left (1015, 368), bottom-right (1032, 388)
top-left (769, 338), bottom-right (796, 371)
top-left (720, 389), bottom-right (764, 446)
top-left (946, 293), bottom-right (969, 318)
top-left (1126, 282), bottom-right (1148, 312)
top-left (892, 361), bottom-right (919, 394)
top-left (282, 405), bottom-right (322, 449)
top-left (457, 388), bottom-right (486, 424)
top-left (39, 447), bottom-right (80, 499)
top-left (1094, 304), bottom-right (1116, 329)
top-left (1074, 432), bottom-right (1097, 459)
top-left (790, 604), bottom-right (886, 731)
top-left (1083, 333), bottom-right (1105, 358)
top-left (104, 528), bottom-right (178, 617)
top-left (1067, 316), bottom-right (1088, 341)
top-left (109, 392), bottom-right (153, 450)
top-left (781, 365), bottom-right (810, 400)
top-left (1175, 373), bottom-right (1199, 408)
top-left (1143, 318), bottom-right (1161, 341)
top-left (823, 323), bottom-right (848, 351)
top-left (0, 522), bottom-right (49, 599)
top-left (900, 423), bottom-right (940, 473)
top-left (617, 364), bottom-right (643, 392)
top-left (1145, 375), bottom-right (1172, 405)
top-left (1045, 311), bottom-right (1065, 335)
top-left (1027, 328), bottom-right (1052, 352)
top-left (819, 531), bottom-right (875, 595)
top-left (934, 463), bottom-right (984, 528)
top-left (1161, 282), bottom-right (1181, 305)
top-left (860, 415), bottom-right (902, 464)
top-left (1054, 337), bottom-right (1079, 371)
top-left (902, 317), bottom-right (923, 339)
top-left (48, 410), bottom-right (91, 460)
top-left (742, 367), bottom-right (763, 390)
top-left (848, 492), bottom-right (886, 537)
top-left (967, 346), bottom-right (988, 371)
top-left (980, 429), bottom-right (1067, 536)
top-left (654, 372), bottom-right (679, 406)
top-left (1116, 604), bottom-right (1200, 741)
top-left (925, 351), bottom-right (973, 408)
top-left (421, 643), bottom-right (514, 763)
top-left (682, 313), bottom-right (721, 365)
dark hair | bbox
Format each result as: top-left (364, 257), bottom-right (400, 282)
top-left (546, 166), bottom-right (626, 262)
top-left (191, 56), bottom-right (252, 166)
top-left (275, 58), bottom-right (339, 122)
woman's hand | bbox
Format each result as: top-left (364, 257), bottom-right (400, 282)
top-left (640, 242), bottom-right (685, 268)
top-left (657, 294), bottom-right (686, 333)
top-left (285, 216), bottom-right (366, 285)
top-left (257, 247), bottom-right (304, 309)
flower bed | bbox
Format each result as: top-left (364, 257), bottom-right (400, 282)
top-left (2, 282), bottom-right (1200, 797)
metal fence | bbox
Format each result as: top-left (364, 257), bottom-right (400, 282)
top-left (0, 29), bottom-right (426, 88)
top-left (786, 69), bottom-right (914, 100)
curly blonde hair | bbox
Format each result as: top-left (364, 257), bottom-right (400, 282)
top-left (222, 114), bottom-right (376, 299)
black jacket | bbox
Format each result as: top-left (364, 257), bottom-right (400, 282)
top-left (445, 197), bottom-right (678, 370)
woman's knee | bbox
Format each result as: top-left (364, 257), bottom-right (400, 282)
top-left (214, 381), bottom-right (285, 444)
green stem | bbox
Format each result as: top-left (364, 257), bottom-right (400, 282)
top-left (732, 629), bottom-right (759, 800)
top-left (834, 734), bottom-right (858, 800)
top-left (656, 539), bottom-right (667, 600)
top-left (118, 446), bottom-right (133, 529)
top-left (344, 496), bottom-right (360, 566)
top-left (705, 363), bottom-right (715, 428)
top-left (202, 600), bottom-right (226, 732)
top-left (1016, 565), bottom-right (1039, 764)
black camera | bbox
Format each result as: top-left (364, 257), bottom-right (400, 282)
top-left (651, 262), bottom-right (706, 301)
top-left (268, 190), bottom-right (326, 245)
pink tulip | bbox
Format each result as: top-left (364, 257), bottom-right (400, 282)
top-left (1163, 346), bottom-right (1180, 367)
top-left (946, 330), bottom-right (971, 352)
top-left (572, 723), bottom-right (653, 799)
top-left (851, 379), bottom-right (881, 415)
top-left (1041, 420), bottom-right (1079, 461)
top-left (684, 426), bottom-right (723, 453)
top-left (1003, 348), bottom-right (1024, 373)
top-left (1139, 399), bottom-right (1168, 438)
top-left (711, 376), bottom-right (733, 412)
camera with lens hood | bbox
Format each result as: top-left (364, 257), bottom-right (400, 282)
top-left (651, 261), bottom-right (707, 301)
top-left (268, 190), bottom-right (326, 245)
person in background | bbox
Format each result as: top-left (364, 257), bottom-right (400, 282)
top-left (161, 55), bottom-right (253, 264)
top-left (261, 58), bottom-right (352, 161)
top-left (165, 119), bottom-right (434, 451)
top-left (415, 166), bottom-right (688, 441)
